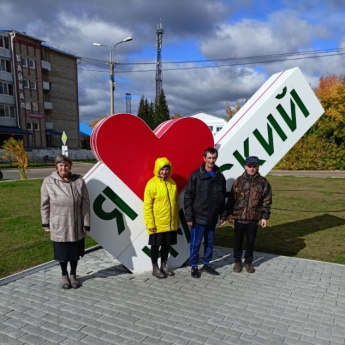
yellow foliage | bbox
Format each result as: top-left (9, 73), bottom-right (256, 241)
top-left (89, 116), bottom-right (107, 129)
top-left (314, 75), bottom-right (345, 124)
top-left (2, 137), bottom-right (28, 179)
top-left (225, 102), bottom-right (241, 122)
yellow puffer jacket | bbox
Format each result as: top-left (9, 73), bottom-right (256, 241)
top-left (144, 157), bottom-right (179, 234)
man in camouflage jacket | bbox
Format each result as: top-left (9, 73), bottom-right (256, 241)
top-left (227, 156), bottom-right (272, 273)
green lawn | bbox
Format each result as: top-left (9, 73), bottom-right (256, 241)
top-left (0, 175), bottom-right (344, 279)
top-left (0, 179), bottom-right (97, 279)
top-left (215, 175), bottom-right (345, 264)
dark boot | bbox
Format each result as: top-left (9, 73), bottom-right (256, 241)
top-left (245, 263), bottom-right (255, 273)
top-left (200, 265), bottom-right (220, 275)
top-left (61, 275), bottom-right (71, 289)
top-left (70, 275), bottom-right (81, 288)
top-left (152, 264), bottom-right (166, 279)
top-left (191, 267), bottom-right (201, 278)
top-left (233, 262), bottom-right (242, 273)
top-left (161, 262), bottom-right (175, 276)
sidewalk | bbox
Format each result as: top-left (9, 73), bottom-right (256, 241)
top-left (1, 247), bottom-right (345, 345)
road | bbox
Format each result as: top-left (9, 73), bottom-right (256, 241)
top-left (0, 163), bottom-right (95, 181)
top-left (268, 169), bottom-right (345, 178)
top-left (1, 163), bottom-right (345, 181)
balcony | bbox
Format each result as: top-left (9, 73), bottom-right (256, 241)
top-left (0, 71), bottom-right (13, 82)
top-left (44, 101), bottom-right (53, 110)
top-left (41, 60), bottom-right (51, 71)
top-left (45, 122), bottom-right (54, 130)
top-left (0, 94), bottom-right (15, 104)
top-left (0, 48), bottom-right (11, 59)
top-left (43, 81), bottom-right (51, 90)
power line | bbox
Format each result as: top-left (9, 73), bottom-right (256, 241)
top-left (80, 46), bottom-right (345, 71)
top-left (80, 50), bottom-right (345, 74)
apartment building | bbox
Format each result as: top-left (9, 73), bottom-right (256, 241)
top-left (0, 30), bottom-right (80, 149)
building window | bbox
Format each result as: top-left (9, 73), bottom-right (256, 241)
top-left (0, 104), bottom-right (16, 118)
top-left (21, 57), bottom-right (28, 67)
top-left (30, 80), bottom-right (37, 90)
top-left (27, 122), bottom-right (33, 131)
top-left (34, 123), bottom-right (39, 131)
top-left (0, 82), bottom-right (14, 96)
top-left (29, 59), bottom-right (35, 69)
top-left (23, 79), bottom-right (29, 89)
top-left (0, 59), bottom-right (12, 72)
top-left (25, 102), bottom-right (31, 110)
top-left (216, 127), bottom-right (223, 132)
top-left (0, 35), bottom-right (10, 49)
top-left (32, 102), bottom-right (38, 111)
top-left (208, 126), bottom-right (213, 131)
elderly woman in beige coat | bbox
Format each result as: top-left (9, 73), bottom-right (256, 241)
top-left (41, 154), bottom-right (90, 289)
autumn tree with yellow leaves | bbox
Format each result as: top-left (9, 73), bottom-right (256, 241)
top-left (276, 74), bottom-right (345, 170)
top-left (2, 137), bottom-right (29, 179)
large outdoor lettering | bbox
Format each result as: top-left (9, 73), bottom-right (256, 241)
top-left (85, 67), bottom-right (324, 273)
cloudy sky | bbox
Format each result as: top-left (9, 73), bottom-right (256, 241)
top-left (1, 0), bottom-right (345, 125)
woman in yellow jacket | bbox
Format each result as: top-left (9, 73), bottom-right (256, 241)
top-left (144, 157), bottom-right (179, 278)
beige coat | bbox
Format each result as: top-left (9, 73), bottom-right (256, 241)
top-left (41, 172), bottom-right (90, 242)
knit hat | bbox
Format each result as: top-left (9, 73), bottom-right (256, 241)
top-left (245, 156), bottom-right (259, 165)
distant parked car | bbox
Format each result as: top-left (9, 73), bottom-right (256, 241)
top-left (0, 170), bottom-right (3, 180)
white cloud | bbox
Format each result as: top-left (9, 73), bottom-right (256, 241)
top-left (1, 0), bottom-right (345, 124)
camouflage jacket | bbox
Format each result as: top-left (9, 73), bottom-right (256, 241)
top-left (227, 172), bottom-right (272, 223)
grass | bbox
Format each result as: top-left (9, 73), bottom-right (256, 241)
top-left (215, 175), bottom-right (345, 264)
top-left (0, 179), bottom-right (97, 279)
top-left (0, 175), bottom-right (344, 279)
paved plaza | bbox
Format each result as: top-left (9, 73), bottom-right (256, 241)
top-left (1, 247), bottom-right (345, 345)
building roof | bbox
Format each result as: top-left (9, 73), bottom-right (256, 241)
top-left (80, 122), bottom-right (93, 137)
top-left (186, 111), bottom-right (227, 120)
top-left (0, 126), bottom-right (31, 135)
top-left (0, 29), bottom-right (79, 58)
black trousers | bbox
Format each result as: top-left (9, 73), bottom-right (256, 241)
top-left (151, 245), bottom-right (169, 265)
top-left (233, 221), bottom-right (258, 264)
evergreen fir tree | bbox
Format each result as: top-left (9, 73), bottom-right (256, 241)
top-left (154, 89), bottom-right (170, 127)
top-left (137, 96), bottom-right (146, 122)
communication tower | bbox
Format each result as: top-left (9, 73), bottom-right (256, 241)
top-left (155, 21), bottom-right (164, 102)
top-left (125, 93), bottom-right (132, 114)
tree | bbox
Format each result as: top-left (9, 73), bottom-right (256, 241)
top-left (2, 137), bottom-right (29, 179)
top-left (170, 113), bottom-right (182, 119)
top-left (154, 89), bottom-right (170, 127)
top-left (276, 74), bottom-right (345, 170)
top-left (137, 89), bottom-right (170, 130)
top-left (225, 102), bottom-right (241, 122)
top-left (138, 96), bottom-right (154, 130)
top-left (90, 116), bottom-right (107, 129)
top-left (313, 74), bottom-right (345, 145)
top-left (148, 101), bottom-right (155, 129)
top-left (137, 96), bottom-right (146, 121)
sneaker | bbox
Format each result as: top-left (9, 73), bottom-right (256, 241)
top-left (245, 263), bottom-right (255, 273)
top-left (233, 262), bottom-right (242, 273)
top-left (191, 267), bottom-right (201, 278)
top-left (200, 265), bottom-right (220, 275)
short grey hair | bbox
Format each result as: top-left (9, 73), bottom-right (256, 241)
top-left (55, 154), bottom-right (72, 166)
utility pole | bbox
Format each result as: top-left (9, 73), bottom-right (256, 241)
top-left (155, 21), bottom-right (164, 103)
top-left (93, 37), bottom-right (133, 115)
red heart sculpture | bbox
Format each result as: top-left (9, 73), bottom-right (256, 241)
top-left (91, 114), bottom-right (214, 200)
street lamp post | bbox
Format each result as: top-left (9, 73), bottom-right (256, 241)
top-left (93, 37), bottom-right (133, 115)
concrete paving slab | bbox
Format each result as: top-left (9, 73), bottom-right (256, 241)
top-left (1, 247), bottom-right (345, 345)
